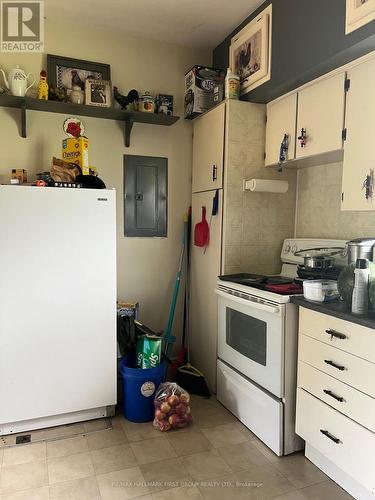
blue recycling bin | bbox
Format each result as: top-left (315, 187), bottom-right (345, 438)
top-left (120, 356), bottom-right (167, 422)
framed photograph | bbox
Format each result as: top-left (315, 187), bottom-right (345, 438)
top-left (85, 79), bottom-right (112, 107)
top-left (346, 0), bottom-right (375, 33)
top-left (229, 5), bottom-right (272, 95)
top-left (47, 54), bottom-right (111, 96)
top-left (156, 94), bottom-right (174, 115)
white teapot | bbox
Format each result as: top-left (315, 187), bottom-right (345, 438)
top-left (0, 65), bottom-right (35, 97)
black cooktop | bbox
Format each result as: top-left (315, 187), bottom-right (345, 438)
top-left (218, 273), bottom-right (304, 295)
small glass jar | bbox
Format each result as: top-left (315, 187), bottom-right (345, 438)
top-left (138, 91), bottom-right (155, 113)
top-left (70, 85), bottom-right (85, 105)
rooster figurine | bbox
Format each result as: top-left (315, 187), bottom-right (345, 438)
top-left (238, 42), bottom-right (251, 79)
top-left (113, 87), bottom-right (139, 110)
top-left (38, 70), bottom-right (49, 100)
top-left (71, 70), bottom-right (85, 91)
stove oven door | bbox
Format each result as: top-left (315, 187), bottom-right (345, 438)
top-left (216, 288), bottom-right (285, 397)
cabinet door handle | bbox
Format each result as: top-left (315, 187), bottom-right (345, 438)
top-left (212, 164), bottom-right (217, 182)
top-left (324, 359), bottom-right (346, 371)
top-left (323, 389), bottom-right (345, 403)
top-left (298, 128), bottom-right (307, 147)
top-left (320, 429), bottom-right (341, 444)
top-left (325, 329), bottom-right (347, 340)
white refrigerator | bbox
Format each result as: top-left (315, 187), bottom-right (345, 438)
top-left (0, 186), bottom-right (117, 435)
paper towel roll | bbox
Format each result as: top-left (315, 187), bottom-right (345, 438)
top-left (244, 179), bottom-right (289, 193)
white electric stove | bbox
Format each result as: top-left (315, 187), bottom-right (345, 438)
top-left (216, 238), bottom-right (347, 456)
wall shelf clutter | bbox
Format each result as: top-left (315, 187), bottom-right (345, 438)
top-left (0, 94), bottom-right (180, 147)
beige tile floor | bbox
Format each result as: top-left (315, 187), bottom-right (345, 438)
top-left (0, 395), bottom-right (353, 499)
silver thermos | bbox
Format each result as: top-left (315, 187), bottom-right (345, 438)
top-left (346, 238), bottom-right (375, 264)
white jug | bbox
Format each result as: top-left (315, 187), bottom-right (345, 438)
top-left (0, 65), bottom-right (35, 97)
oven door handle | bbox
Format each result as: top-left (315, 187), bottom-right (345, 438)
top-left (215, 289), bottom-right (281, 315)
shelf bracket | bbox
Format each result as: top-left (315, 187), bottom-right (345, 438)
top-left (124, 118), bottom-right (134, 147)
top-left (20, 104), bottom-right (27, 138)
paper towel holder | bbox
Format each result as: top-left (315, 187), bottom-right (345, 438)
top-left (243, 178), bottom-right (289, 193)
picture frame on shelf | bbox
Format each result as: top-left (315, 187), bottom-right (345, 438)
top-left (346, 0), bottom-right (375, 34)
top-left (85, 79), bottom-right (112, 107)
top-left (229, 4), bottom-right (272, 95)
top-left (156, 94), bottom-right (173, 115)
top-left (47, 54), bottom-right (111, 97)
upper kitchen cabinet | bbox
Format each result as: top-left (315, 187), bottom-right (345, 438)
top-left (192, 102), bottom-right (225, 193)
top-left (265, 93), bottom-right (297, 166)
top-left (296, 73), bottom-right (346, 159)
top-left (341, 58), bottom-right (375, 211)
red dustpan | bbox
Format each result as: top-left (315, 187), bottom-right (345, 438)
top-left (194, 206), bottom-right (209, 247)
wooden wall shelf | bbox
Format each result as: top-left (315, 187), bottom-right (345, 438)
top-left (0, 94), bottom-right (180, 147)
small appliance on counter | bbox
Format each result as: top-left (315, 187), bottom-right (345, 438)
top-left (346, 238), bottom-right (375, 264)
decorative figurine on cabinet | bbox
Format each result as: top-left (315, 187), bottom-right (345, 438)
top-left (38, 70), bottom-right (49, 100)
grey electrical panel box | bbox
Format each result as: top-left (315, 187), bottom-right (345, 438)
top-left (124, 155), bottom-right (168, 237)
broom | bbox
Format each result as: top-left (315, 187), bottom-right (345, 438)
top-left (175, 211), bottom-right (211, 398)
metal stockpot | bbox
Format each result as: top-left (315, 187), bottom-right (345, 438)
top-left (346, 238), bottom-right (375, 264)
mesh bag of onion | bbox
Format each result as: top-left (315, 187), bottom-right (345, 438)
top-left (153, 382), bottom-right (193, 431)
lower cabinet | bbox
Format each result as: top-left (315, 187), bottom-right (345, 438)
top-left (296, 307), bottom-right (375, 499)
top-left (296, 388), bottom-right (375, 494)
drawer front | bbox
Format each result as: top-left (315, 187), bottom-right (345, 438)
top-left (217, 360), bottom-right (283, 456)
top-left (296, 388), bottom-right (375, 492)
top-left (299, 307), bottom-right (375, 364)
top-left (298, 361), bottom-right (375, 433)
top-left (299, 334), bottom-right (375, 397)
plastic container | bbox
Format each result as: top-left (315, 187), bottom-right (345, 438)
top-left (352, 258), bottom-right (370, 315)
top-left (303, 280), bottom-right (339, 303)
top-left (120, 356), bottom-right (167, 422)
top-left (224, 67), bottom-right (240, 99)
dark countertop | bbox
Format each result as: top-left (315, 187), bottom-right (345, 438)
top-left (291, 296), bottom-right (375, 330)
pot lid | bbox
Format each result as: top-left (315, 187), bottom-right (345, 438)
top-left (294, 247), bottom-right (344, 258)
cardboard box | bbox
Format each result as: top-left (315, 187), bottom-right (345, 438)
top-left (61, 137), bottom-right (89, 174)
top-left (11, 169), bottom-right (27, 183)
top-left (184, 65), bottom-right (225, 119)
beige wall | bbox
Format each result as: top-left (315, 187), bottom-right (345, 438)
top-left (0, 21), bottom-right (210, 336)
top-left (223, 100), bottom-right (297, 275)
top-left (296, 162), bottom-right (375, 240)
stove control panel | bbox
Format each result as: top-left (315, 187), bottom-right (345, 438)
top-left (281, 238), bottom-right (347, 265)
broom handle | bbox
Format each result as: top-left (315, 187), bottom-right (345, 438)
top-left (164, 216), bottom-right (189, 357)
top-left (185, 211), bottom-right (192, 364)
top-left (164, 243), bottom-right (185, 354)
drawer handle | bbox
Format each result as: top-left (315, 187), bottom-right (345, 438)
top-left (323, 389), bottom-right (345, 403)
top-left (324, 359), bottom-right (346, 371)
top-left (325, 329), bottom-right (347, 340)
top-left (320, 429), bottom-right (341, 444)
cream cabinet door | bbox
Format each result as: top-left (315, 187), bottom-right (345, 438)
top-left (265, 93), bottom-right (297, 166)
top-left (190, 189), bottom-right (223, 392)
top-left (342, 58), bottom-right (375, 211)
top-left (296, 73), bottom-right (346, 159)
top-left (192, 103), bottom-right (225, 193)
